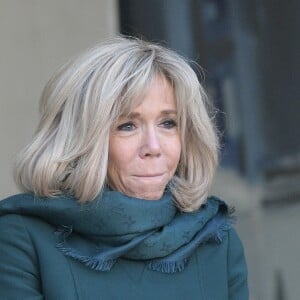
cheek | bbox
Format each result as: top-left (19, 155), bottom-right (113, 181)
top-left (166, 138), bottom-right (181, 169)
top-left (107, 145), bottom-right (127, 188)
top-left (108, 139), bottom-right (135, 174)
top-left (108, 149), bottom-right (123, 176)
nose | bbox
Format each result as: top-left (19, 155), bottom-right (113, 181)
top-left (139, 127), bottom-right (161, 158)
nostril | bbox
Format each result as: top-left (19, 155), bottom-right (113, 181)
top-left (139, 129), bottom-right (162, 158)
top-left (140, 143), bottom-right (161, 158)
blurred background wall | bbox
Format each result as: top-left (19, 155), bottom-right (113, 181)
top-left (0, 0), bottom-right (118, 197)
top-left (0, 1), bottom-right (299, 299)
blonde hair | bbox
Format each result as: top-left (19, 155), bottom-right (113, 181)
top-left (14, 37), bottom-right (219, 212)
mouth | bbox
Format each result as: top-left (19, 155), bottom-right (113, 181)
top-left (134, 173), bottom-right (164, 178)
top-left (132, 173), bottom-right (166, 183)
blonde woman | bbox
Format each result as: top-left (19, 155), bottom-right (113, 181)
top-left (0, 37), bottom-right (248, 299)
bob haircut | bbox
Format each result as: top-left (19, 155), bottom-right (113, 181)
top-left (14, 37), bottom-right (219, 212)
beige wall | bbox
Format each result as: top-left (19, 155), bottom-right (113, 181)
top-left (0, 0), bottom-right (118, 199)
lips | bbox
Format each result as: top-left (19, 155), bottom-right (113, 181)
top-left (132, 173), bottom-right (166, 183)
top-left (134, 173), bottom-right (164, 178)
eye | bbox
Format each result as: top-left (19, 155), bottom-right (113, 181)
top-left (117, 122), bottom-right (136, 131)
top-left (161, 119), bottom-right (177, 129)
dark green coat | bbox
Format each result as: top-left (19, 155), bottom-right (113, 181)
top-left (0, 191), bottom-right (248, 299)
top-left (0, 213), bottom-right (248, 299)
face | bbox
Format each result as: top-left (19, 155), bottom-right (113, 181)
top-left (108, 76), bottom-right (181, 200)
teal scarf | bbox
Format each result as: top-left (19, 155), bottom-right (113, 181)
top-left (0, 190), bottom-right (234, 273)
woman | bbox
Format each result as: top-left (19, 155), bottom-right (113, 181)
top-left (0, 37), bottom-right (248, 299)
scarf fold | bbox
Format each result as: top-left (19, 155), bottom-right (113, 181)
top-left (0, 190), bottom-right (234, 273)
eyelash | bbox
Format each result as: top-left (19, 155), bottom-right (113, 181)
top-left (161, 119), bottom-right (177, 129)
top-left (117, 122), bottom-right (136, 131)
top-left (116, 119), bottom-right (177, 131)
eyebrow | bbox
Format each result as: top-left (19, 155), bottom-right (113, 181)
top-left (122, 110), bottom-right (177, 119)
